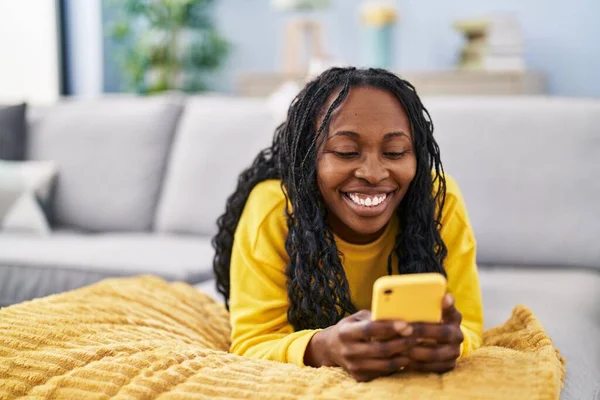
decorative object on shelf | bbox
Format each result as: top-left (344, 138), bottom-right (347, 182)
top-left (360, 0), bottom-right (398, 69)
top-left (454, 14), bottom-right (525, 71)
top-left (271, 0), bottom-right (331, 74)
top-left (108, 0), bottom-right (230, 94)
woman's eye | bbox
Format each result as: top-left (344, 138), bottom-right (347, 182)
top-left (384, 152), bottom-right (406, 159)
top-left (333, 151), bottom-right (359, 159)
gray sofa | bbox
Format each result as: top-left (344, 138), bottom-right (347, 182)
top-left (0, 95), bottom-right (279, 304)
top-left (0, 94), bottom-right (598, 399)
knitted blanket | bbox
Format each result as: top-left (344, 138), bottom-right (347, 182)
top-left (0, 276), bottom-right (565, 400)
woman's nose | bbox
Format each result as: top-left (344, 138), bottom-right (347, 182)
top-left (354, 155), bottom-right (390, 184)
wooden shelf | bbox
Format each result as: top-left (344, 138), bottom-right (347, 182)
top-left (237, 70), bottom-right (546, 97)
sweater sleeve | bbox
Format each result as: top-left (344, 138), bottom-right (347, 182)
top-left (228, 181), bottom-right (319, 366)
top-left (440, 176), bottom-right (484, 357)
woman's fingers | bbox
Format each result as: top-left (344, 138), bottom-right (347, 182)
top-left (336, 308), bottom-right (463, 380)
top-left (339, 314), bottom-right (409, 342)
top-left (410, 295), bottom-right (462, 344)
top-left (442, 293), bottom-right (454, 310)
top-left (409, 323), bottom-right (464, 344)
top-left (408, 343), bottom-right (461, 362)
top-left (441, 294), bottom-right (462, 324)
top-left (343, 337), bottom-right (417, 359)
top-left (345, 356), bottom-right (411, 382)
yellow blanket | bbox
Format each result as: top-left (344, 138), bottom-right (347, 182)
top-left (0, 276), bottom-right (565, 400)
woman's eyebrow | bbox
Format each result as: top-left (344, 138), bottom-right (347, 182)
top-left (329, 130), bottom-right (410, 139)
top-left (330, 130), bottom-right (359, 138)
top-left (383, 131), bottom-right (410, 140)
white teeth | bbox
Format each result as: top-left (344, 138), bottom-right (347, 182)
top-left (347, 193), bottom-right (389, 207)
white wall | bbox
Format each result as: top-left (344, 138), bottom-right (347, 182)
top-left (0, 0), bottom-right (61, 104)
top-left (208, 0), bottom-right (600, 96)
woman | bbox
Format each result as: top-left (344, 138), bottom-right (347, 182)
top-left (213, 67), bottom-right (483, 382)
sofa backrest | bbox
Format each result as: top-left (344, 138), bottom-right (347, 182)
top-left (425, 96), bottom-right (600, 268)
top-left (27, 95), bottom-right (183, 232)
top-left (26, 94), bottom-right (599, 269)
top-left (154, 96), bottom-right (279, 236)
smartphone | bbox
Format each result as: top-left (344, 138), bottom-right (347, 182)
top-left (371, 273), bottom-right (447, 323)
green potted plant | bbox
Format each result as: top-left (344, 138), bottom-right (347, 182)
top-left (109, 0), bottom-right (229, 94)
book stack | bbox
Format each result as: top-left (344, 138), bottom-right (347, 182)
top-left (454, 15), bottom-right (525, 71)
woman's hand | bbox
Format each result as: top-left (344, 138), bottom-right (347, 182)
top-left (406, 294), bottom-right (464, 373)
top-left (305, 310), bottom-right (414, 382)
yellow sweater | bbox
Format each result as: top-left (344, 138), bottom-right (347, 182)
top-left (229, 177), bottom-right (483, 366)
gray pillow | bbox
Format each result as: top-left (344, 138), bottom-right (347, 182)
top-left (27, 96), bottom-right (183, 232)
top-left (0, 161), bottom-right (57, 235)
top-left (0, 103), bottom-right (27, 160)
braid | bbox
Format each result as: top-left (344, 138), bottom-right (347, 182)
top-left (213, 67), bottom-right (447, 330)
top-left (282, 70), bottom-right (357, 328)
top-left (211, 134), bottom-right (281, 308)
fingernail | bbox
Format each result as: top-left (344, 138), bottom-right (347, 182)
top-left (444, 293), bottom-right (454, 306)
top-left (393, 321), bottom-right (407, 333)
top-left (400, 326), bottom-right (413, 337)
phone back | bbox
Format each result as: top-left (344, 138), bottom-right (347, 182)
top-left (372, 273), bottom-right (447, 322)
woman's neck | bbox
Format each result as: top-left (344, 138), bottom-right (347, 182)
top-left (327, 214), bottom-right (389, 245)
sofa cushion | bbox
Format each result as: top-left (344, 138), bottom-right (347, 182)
top-left (26, 95), bottom-right (183, 232)
top-left (0, 232), bottom-right (214, 306)
top-left (0, 103), bottom-right (27, 161)
top-left (0, 160), bottom-right (57, 234)
top-left (479, 266), bottom-right (600, 400)
top-left (155, 96), bottom-right (278, 236)
top-left (425, 97), bottom-right (600, 269)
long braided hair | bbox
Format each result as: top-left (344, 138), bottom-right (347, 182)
top-left (212, 67), bottom-right (447, 331)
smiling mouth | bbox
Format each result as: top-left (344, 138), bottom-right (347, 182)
top-left (341, 190), bottom-right (396, 215)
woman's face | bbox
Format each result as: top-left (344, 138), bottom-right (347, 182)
top-left (316, 86), bottom-right (417, 244)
